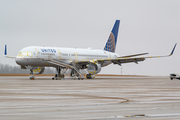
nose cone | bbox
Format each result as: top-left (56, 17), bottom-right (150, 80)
top-left (15, 56), bottom-right (27, 66)
top-left (16, 58), bottom-right (24, 66)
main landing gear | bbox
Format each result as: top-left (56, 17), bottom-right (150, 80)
top-left (52, 67), bottom-right (84, 80)
top-left (86, 74), bottom-right (95, 79)
top-left (52, 67), bottom-right (65, 80)
top-left (52, 74), bottom-right (64, 80)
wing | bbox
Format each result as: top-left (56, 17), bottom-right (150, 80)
top-left (74, 43), bottom-right (177, 66)
top-left (44, 43), bottom-right (177, 69)
top-left (118, 52), bottom-right (148, 58)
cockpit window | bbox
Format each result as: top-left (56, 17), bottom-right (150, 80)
top-left (18, 51), bottom-right (33, 57)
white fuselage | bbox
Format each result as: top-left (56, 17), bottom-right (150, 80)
top-left (15, 46), bottom-right (120, 68)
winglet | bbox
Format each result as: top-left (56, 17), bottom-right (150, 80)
top-left (169, 43), bottom-right (177, 56)
top-left (4, 44), bottom-right (7, 56)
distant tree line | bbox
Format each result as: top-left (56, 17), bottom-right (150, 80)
top-left (0, 63), bottom-right (56, 74)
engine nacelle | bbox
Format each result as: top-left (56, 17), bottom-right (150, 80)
top-left (87, 63), bottom-right (101, 74)
top-left (33, 67), bottom-right (45, 74)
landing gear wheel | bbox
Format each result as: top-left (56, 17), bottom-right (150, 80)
top-left (54, 74), bottom-right (60, 80)
top-left (55, 74), bottom-right (58, 78)
top-left (29, 75), bottom-right (35, 80)
top-left (56, 77), bottom-right (61, 80)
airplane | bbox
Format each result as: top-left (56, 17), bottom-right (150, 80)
top-left (4, 20), bottom-right (177, 80)
top-left (170, 73), bottom-right (180, 80)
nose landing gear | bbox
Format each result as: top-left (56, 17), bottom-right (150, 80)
top-left (29, 69), bottom-right (35, 80)
top-left (30, 75), bottom-right (35, 80)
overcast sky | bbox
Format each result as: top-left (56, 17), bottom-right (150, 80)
top-left (0, 0), bottom-right (179, 76)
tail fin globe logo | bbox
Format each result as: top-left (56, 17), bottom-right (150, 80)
top-left (104, 20), bottom-right (120, 53)
top-left (104, 33), bottom-right (116, 52)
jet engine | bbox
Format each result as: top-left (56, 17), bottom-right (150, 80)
top-left (32, 67), bottom-right (45, 74)
top-left (87, 63), bottom-right (101, 74)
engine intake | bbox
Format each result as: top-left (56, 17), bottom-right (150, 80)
top-left (87, 63), bottom-right (101, 74)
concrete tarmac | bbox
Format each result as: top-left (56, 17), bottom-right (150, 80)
top-left (0, 76), bottom-right (180, 120)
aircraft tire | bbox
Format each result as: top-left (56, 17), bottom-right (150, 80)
top-left (29, 75), bottom-right (35, 80)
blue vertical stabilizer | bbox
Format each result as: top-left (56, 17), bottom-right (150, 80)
top-left (104, 20), bottom-right (120, 53)
top-left (4, 45), bottom-right (7, 56)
